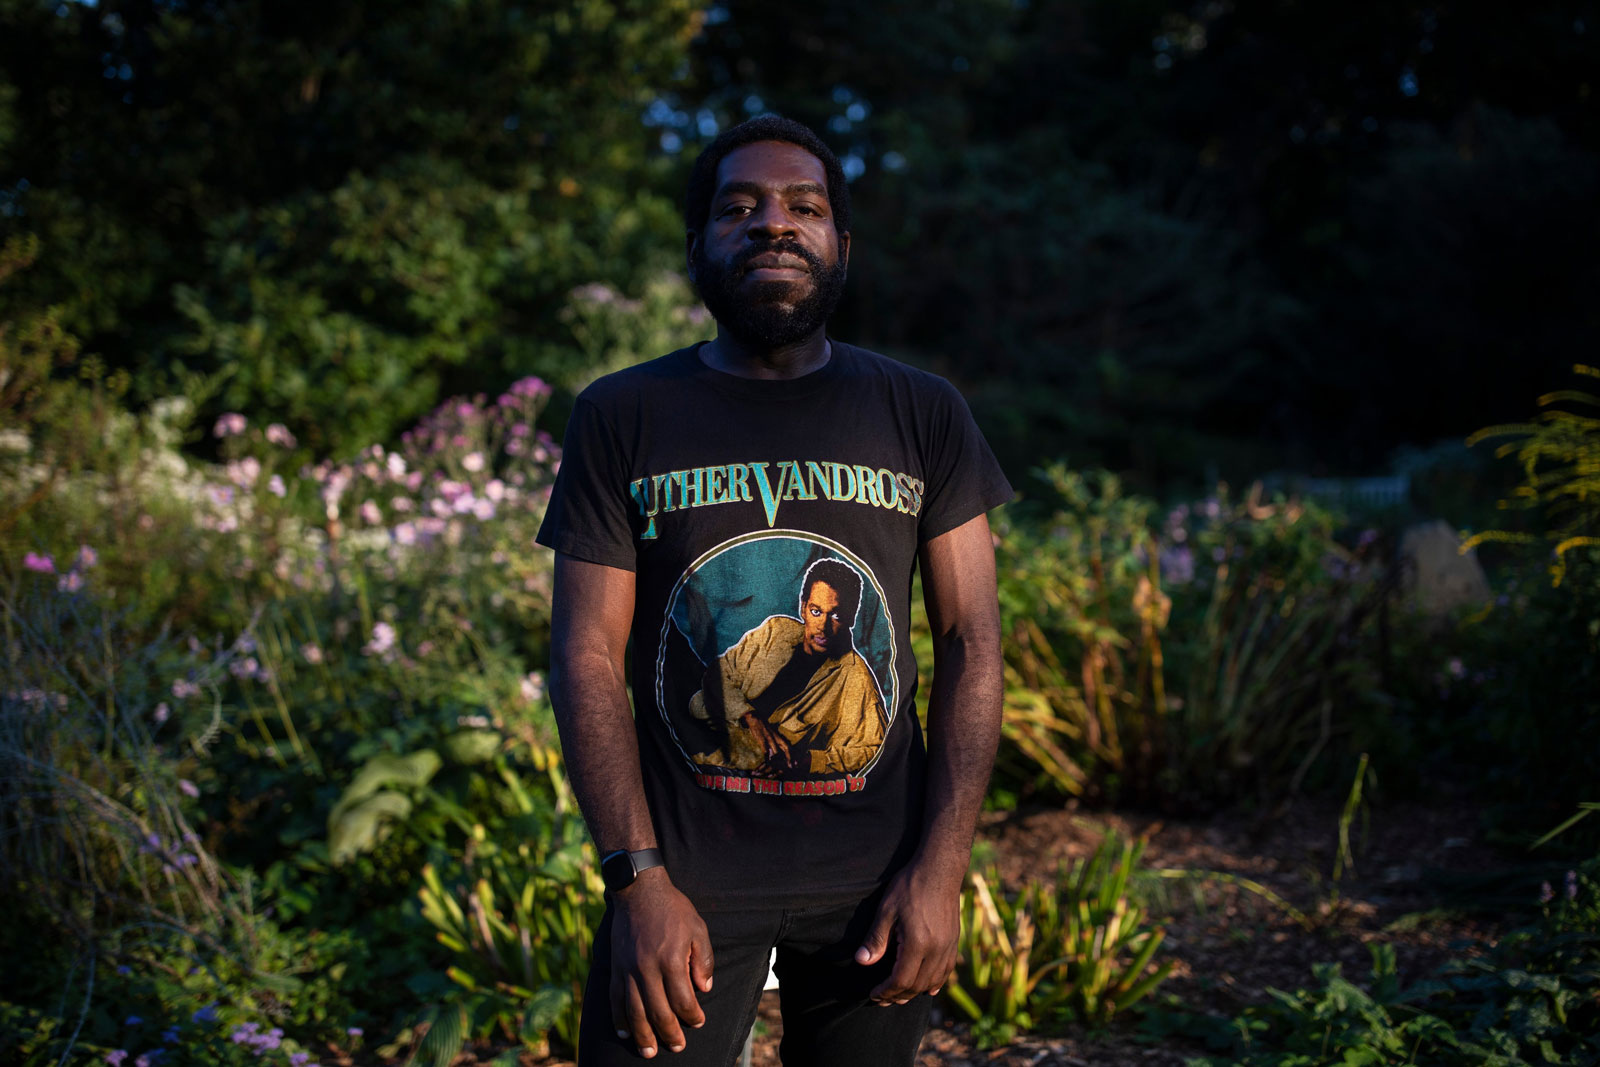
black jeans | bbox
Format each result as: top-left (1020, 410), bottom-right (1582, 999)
top-left (577, 891), bottom-right (933, 1066)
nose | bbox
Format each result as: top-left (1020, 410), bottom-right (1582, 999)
top-left (746, 198), bottom-right (795, 240)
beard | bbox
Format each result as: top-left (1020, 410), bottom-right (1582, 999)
top-left (691, 239), bottom-right (847, 350)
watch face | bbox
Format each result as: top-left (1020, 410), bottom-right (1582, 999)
top-left (601, 849), bottom-right (634, 891)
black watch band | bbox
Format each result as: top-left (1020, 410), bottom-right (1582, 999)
top-left (600, 847), bottom-right (665, 893)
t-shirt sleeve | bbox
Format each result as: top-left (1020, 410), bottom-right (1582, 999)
top-left (917, 378), bottom-right (1014, 543)
top-left (534, 396), bottom-right (638, 570)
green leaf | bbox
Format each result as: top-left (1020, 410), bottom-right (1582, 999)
top-left (328, 790), bottom-right (414, 866)
top-left (522, 985), bottom-right (572, 1040)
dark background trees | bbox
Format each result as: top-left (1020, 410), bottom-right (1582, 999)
top-left (4, 0), bottom-right (1596, 491)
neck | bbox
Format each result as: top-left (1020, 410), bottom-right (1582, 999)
top-left (698, 330), bottom-right (832, 380)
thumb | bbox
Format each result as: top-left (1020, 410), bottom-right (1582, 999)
top-left (855, 903), bottom-right (896, 966)
top-left (690, 924), bottom-right (715, 994)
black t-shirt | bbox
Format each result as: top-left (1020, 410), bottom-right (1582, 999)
top-left (536, 341), bottom-right (1012, 909)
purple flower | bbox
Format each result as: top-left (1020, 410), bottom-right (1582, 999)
top-left (77, 545), bottom-right (99, 568)
top-left (268, 474), bottom-right (287, 498)
top-left (192, 1004), bottom-right (219, 1025)
top-left (117, 965), bottom-right (132, 976)
top-left (162, 1028), bottom-right (179, 1044)
top-left (105, 1051), bottom-right (128, 1066)
top-left (213, 413), bottom-right (247, 437)
top-left (1567, 870), bottom-right (1580, 901)
top-left (346, 1027), bottom-right (363, 1037)
top-left (171, 679), bottom-right (199, 700)
top-left (58, 571), bottom-right (85, 592)
top-left (1540, 881), bottom-right (1555, 904)
top-left (265, 423), bottom-right (296, 448)
top-left (23, 551), bottom-right (55, 573)
top-left (126, 1016), bottom-right (143, 1025)
top-left (153, 702), bottom-right (170, 724)
top-left (178, 779), bottom-right (199, 798)
top-left (290, 1053), bottom-right (310, 1067)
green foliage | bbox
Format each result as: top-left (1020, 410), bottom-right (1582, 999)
top-left (945, 833), bottom-right (1174, 1045)
top-left (1173, 879), bottom-right (1600, 1067)
top-left (1464, 363), bottom-right (1600, 586)
top-left (973, 466), bottom-right (1386, 809)
top-left (2, 0), bottom-right (703, 454)
top-left (415, 758), bottom-right (602, 1056)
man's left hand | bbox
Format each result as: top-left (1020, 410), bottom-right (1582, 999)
top-left (853, 855), bottom-right (963, 1005)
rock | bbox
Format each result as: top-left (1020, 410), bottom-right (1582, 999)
top-left (1398, 519), bottom-right (1492, 617)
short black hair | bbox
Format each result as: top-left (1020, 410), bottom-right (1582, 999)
top-left (799, 558), bottom-right (863, 623)
top-left (684, 115), bottom-right (851, 237)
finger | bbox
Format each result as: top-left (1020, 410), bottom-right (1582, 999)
top-left (855, 903), bottom-right (897, 967)
top-left (663, 944), bottom-right (707, 1031)
top-left (641, 971), bottom-right (688, 1055)
top-left (690, 923), bottom-right (715, 995)
top-left (624, 976), bottom-right (658, 1059)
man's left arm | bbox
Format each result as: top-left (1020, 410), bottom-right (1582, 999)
top-left (855, 512), bottom-right (1003, 1004)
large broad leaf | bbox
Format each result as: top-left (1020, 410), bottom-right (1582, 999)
top-left (331, 750), bottom-right (442, 819)
top-left (441, 729), bottom-right (501, 765)
top-left (328, 791), bottom-right (413, 866)
top-left (326, 749), bottom-right (442, 857)
top-left (521, 986), bottom-right (572, 1040)
top-left (413, 1003), bottom-right (468, 1067)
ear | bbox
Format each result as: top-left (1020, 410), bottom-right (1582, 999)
top-left (685, 230), bottom-right (701, 282)
top-left (838, 230), bottom-right (851, 275)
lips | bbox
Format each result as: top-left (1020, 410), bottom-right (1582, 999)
top-left (745, 252), bottom-right (810, 272)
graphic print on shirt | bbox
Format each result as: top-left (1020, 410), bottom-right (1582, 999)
top-left (655, 531), bottom-right (897, 797)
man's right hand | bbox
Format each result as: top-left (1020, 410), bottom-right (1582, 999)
top-left (739, 710), bottom-right (792, 771)
top-left (609, 868), bottom-right (715, 1059)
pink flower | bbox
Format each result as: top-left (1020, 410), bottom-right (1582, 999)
top-left (179, 779), bottom-right (199, 798)
top-left (23, 552), bottom-right (55, 573)
top-left (226, 456), bottom-right (261, 489)
top-left (77, 545), bottom-right (98, 568)
top-left (521, 672), bottom-right (546, 703)
top-left (391, 496), bottom-right (414, 512)
top-left (509, 376), bottom-right (550, 399)
top-left (301, 643), bottom-right (324, 665)
top-left (58, 571), bottom-right (84, 592)
top-left (472, 498), bottom-right (496, 521)
top-left (213, 413), bottom-right (247, 437)
top-left (386, 452), bottom-right (407, 477)
top-left (172, 679), bottom-right (200, 700)
top-left (462, 451), bottom-right (485, 473)
top-left (268, 474), bottom-right (287, 498)
top-left (154, 702), bottom-right (170, 724)
top-left (265, 423), bottom-right (297, 448)
top-left (484, 479), bottom-right (505, 502)
top-left (363, 622), bottom-right (397, 657)
top-left (510, 422), bottom-right (531, 438)
top-left (360, 500), bottom-right (382, 526)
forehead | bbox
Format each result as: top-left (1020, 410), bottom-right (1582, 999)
top-left (805, 579), bottom-right (841, 605)
top-left (714, 140), bottom-right (830, 197)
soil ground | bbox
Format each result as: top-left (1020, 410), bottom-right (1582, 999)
top-left (392, 786), bottom-right (1533, 1067)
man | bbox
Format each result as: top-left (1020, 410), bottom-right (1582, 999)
top-left (688, 557), bottom-right (886, 776)
top-left (537, 114), bottom-right (1011, 1066)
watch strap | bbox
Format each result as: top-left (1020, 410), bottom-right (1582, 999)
top-left (601, 847), bottom-right (665, 892)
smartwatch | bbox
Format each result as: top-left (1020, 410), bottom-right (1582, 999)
top-left (600, 847), bottom-right (665, 893)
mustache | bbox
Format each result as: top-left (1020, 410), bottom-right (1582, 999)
top-left (734, 241), bottom-right (826, 275)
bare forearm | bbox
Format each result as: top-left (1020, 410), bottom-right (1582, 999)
top-left (917, 631), bottom-right (1003, 878)
top-left (550, 647), bottom-right (657, 854)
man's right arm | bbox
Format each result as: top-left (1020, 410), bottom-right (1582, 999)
top-left (549, 552), bottom-right (714, 1060)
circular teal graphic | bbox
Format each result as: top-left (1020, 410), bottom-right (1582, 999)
top-left (656, 531), bottom-right (896, 783)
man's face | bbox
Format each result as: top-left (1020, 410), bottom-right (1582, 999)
top-left (801, 579), bottom-right (852, 657)
top-left (688, 140), bottom-right (851, 349)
